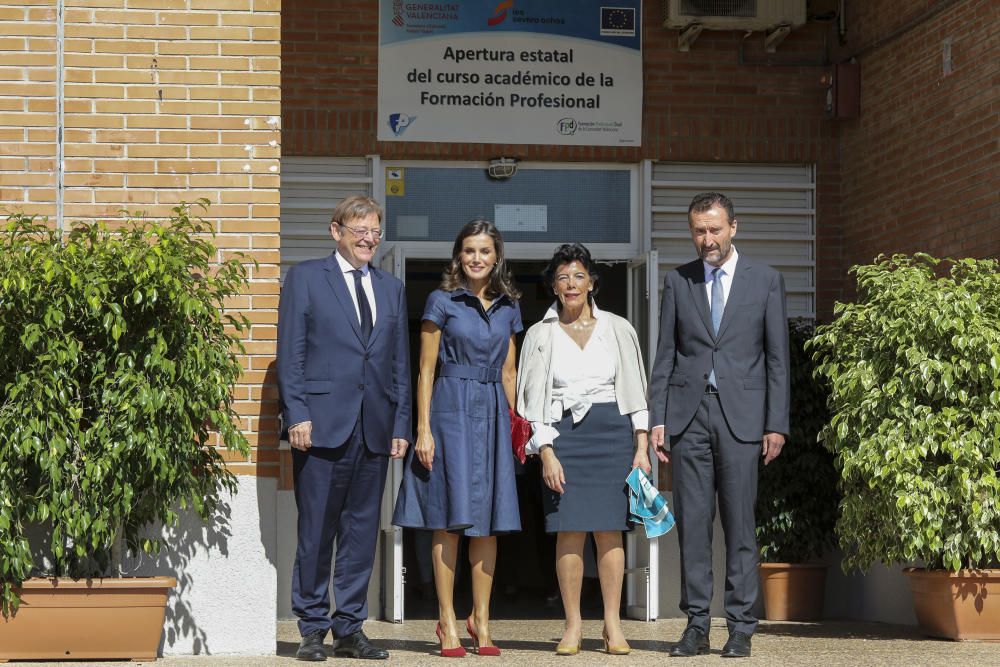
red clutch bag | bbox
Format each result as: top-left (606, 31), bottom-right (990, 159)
top-left (509, 407), bottom-right (531, 465)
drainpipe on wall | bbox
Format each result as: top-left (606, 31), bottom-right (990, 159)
top-left (56, 0), bottom-right (64, 231)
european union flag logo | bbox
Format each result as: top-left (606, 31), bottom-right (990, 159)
top-left (600, 7), bottom-right (635, 36)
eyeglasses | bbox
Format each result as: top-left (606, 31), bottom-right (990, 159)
top-left (338, 223), bottom-right (384, 240)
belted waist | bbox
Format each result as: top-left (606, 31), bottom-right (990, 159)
top-left (439, 363), bottom-right (502, 383)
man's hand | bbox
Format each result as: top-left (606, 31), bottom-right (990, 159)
top-left (762, 431), bottom-right (785, 465)
top-left (288, 421), bottom-right (313, 451)
top-left (650, 425), bottom-right (671, 464)
top-left (391, 438), bottom-right (409, 460)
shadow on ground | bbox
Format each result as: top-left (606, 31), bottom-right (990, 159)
top-left (758, 620), bottom-right (925, 641)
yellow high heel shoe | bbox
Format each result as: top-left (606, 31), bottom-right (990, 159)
top-left (602, 627), bottom-right (631, 655)
top-left (555, 631), bottom-right (582, 656)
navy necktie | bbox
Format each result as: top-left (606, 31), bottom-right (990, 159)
top-left (709, 267), bottom-right (724, 387)
top-left (351, 269), bottom-right (373, 343)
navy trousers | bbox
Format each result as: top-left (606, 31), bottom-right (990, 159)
top-left (670, 392), bottom-right (761, 637)
top-left (291, 420), bottom-right (389, 638)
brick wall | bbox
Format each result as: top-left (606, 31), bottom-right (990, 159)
top-left (281, 0), bottom-right (845, 316)
top-left (0, 1), bottom-right (57, 215)
top-left (282, 1), bottom-right (840, 163)
top-left (0, 0), bottom-right (282, 477)
top-left (839, 0), bottom-right (999, 269)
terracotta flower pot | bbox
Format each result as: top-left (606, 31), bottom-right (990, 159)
top-left (0, 577), bottom-right (176, 661)
top-left (758, 562), bottom-right (827, 621)
top-left (904, 568), bottom-right (1000, 641)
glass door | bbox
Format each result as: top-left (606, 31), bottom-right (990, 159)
top-left (625, 250), bottom-right (660, 621)
top-left (378, 245), bottom-right (406, 622)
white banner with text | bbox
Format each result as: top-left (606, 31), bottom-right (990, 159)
top-left (378, 1), bottom-right (642, 146)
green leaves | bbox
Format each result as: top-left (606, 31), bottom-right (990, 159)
top-left (811, 254), bottom-right (1000, 573)
top-left (0, 202), bottom-right (252, 617)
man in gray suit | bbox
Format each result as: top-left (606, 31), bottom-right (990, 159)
top-left (649, 192), bottom-right (789, 658)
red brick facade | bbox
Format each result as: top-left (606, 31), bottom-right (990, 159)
top-left (839, 0), bottom-right (999, 269)
top-left (282, 0), bottom-right (998, 318)
top-left (282, 0), bottom-right (844, 314)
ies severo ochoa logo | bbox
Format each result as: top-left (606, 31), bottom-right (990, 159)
top-left (388, 113), bottom-right (416, 137)
top-left (488, 0), bottom-right (513, 27)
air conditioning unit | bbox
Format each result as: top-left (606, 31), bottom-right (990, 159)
top-left (664, 0), bottom-right (806, 31)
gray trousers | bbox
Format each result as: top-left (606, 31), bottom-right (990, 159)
top-left (670, 391), bottom-right (761, 636)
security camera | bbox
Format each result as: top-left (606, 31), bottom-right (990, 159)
top-left (487, 157), bottom-right (518, 180)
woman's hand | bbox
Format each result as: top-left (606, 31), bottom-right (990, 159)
top-left (540, 447), bottom-right (566, 494)
top-left (415, 431), bottom-right (435, 471)
top-left (632, 430), bottom-right (651, 474)
top-left (632, 448), bottom-right (652, 474)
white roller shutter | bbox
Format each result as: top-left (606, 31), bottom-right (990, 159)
top-left (279, 156), bottom-right (376, 277)
top-left (649, 162), bottom-right (816, 319)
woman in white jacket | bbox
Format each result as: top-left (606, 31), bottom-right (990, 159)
top-left (517, 243), bottom-right (651, 656)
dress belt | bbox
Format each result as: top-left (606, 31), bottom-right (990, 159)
top-left (439, 363), bottom-right (502, 383)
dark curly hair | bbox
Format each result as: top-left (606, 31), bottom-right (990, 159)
top-left (440, 219), bottom-right (521, 300)
top-left (542, 243), bottom-right (600, 308)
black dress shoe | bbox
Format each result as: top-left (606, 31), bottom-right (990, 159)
top-left (721, 631), bottom-right (752, 658)
top-left (296, 629), bottom-right (328, 661)
top-left (669, 626), bottom-right (709, 657)
top-left (334, 630), bottom-right (389, 660)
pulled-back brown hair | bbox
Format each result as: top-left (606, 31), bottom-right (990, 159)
top-left (440, 219), bottom-right (521, 300)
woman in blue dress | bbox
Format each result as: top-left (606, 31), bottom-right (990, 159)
top-left (393, 219), bottom-right (522, 657)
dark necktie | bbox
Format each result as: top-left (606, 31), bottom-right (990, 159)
top-left (709, 267), bottom-right (724, 388)
top-left (351, 269), bottom-right (373, 343)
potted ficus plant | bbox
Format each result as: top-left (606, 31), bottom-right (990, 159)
top-left (810, 253), bottom-right (1000, 640)
top-left (0, 201), bottom-right (252, 660)
top-left (755, 318), bottom-right (839, 621)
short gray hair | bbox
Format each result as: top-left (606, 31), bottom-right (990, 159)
top-left (331, 195), bottom-right (383, 226)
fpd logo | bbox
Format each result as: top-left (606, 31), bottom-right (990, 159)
top-left (388, 113), bottom-right (416, 136)
top-left (487, 0), bottom-right (513, 26)
top-left (557, 118), bottom-right (578, 135)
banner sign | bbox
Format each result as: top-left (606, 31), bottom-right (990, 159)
top-left (378, 1), bottom-right (642, 146)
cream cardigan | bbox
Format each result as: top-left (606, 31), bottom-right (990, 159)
top-left (516, 303), bottom-right (648, 426)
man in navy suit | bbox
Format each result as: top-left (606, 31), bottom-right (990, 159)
top-left (277, 195), bottom-right (411, 661)
top-left (648, 192), bottom-right (789, 659)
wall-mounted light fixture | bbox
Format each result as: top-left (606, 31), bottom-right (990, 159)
top-left (487, 157), bottom-right (518, 180)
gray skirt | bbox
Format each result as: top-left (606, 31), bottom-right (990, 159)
top-left (543, 402), bottom-right (634, 533)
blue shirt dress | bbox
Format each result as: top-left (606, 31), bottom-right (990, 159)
top-left (392, 288), bottom-right (523, 536)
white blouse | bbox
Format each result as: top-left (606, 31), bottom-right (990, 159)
top-left (527, 305), bottom-right (650, 455)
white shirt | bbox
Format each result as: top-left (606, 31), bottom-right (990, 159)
top-left (652, 248), bottom-right (740, 432)
top-left (528, 303), bottom-right (649, 454)
top-left (703, 246), bottom-right (739, 309)
top-left (335, 250), bottom-right (377, 325)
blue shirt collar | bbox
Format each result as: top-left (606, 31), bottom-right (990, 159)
top-left (450, 287), bottom-right (510, 305)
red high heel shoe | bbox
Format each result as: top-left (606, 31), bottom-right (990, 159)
top-left (436, 622), bottom-right (467, 658)
top-left (466, 615), bottom-right (501, 656)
